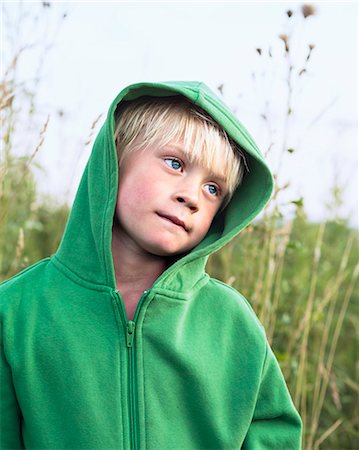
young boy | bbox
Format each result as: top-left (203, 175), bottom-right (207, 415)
top-left (0, 81), bottom-right (302, 449)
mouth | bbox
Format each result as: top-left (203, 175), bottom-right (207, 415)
top-left (156, 213), bottom-right (188, 232)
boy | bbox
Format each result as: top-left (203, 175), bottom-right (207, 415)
top-left (0, 81), bottom-right (302, 449)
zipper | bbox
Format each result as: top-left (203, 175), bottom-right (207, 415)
top-left (114, 289), bottom-right (150, 450)
top-left (127, 319), bottom-right (137, 449)
top-left (126, 320), bottom-right (135, 347)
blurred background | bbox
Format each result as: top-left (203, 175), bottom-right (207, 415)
top-left (1, 1), bottom-right (358, 448)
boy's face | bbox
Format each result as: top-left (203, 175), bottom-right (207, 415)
top-left (113, 139), bottom-right (228, 258)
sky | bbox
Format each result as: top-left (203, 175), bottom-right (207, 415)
top-left (1, 1), bottom-right (358, 226)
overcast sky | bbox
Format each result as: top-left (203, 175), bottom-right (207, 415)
top-left (2, 1), bottom-right (358, 226)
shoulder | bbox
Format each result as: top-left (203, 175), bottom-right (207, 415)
top-left (205, 277), bottom-right (264, 322)
top-left (190, 276), bottom-right (268, 371)
top-left (198, 276), bottom-right (267, 342)
top-left (0, 257), bottom-right (51, 312)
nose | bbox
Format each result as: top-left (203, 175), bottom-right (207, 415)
top-left (176, 195), bottom-right (198, 212)
top-left (174, 184), bottom-right (200, 213)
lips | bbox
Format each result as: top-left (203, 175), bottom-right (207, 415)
top-left (156, 213), bottom-right (188, 231)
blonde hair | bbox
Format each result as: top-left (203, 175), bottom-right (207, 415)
top-left (113, 95), bottom-right (248, 201)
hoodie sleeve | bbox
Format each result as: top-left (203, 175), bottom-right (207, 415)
top-left (0, 324), bottom-right (24, 449)
top-left (243, 342), bottom-right (302, 450)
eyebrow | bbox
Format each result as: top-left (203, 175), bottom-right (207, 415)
top-left (164, 144), bottom-right (227, 184)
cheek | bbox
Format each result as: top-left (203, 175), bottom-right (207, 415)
top-left (116, 172), bottom-right (158, 211)
top-left (195, 210), bottom-right (217, 238)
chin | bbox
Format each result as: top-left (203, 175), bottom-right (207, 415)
top-left (145, 241), bottom-right (190, 258)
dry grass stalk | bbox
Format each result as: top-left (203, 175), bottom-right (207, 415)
top-left (241, 225), bottom-right (256, 289)
top-left (313, 419), bottom-right (343, 450)
top-left (84, 113), bottom-right (103, 146)
top-left (251, 227), bottom-right (268, 308)
top-left (267, 220), bottom-right (294, 343)
top-left (25, 114), bottom-right (50, 169)
top-left (258, 225), bottom-right (277, 327)
top-left (308, 258), bottom-right (358, 448)
top-left (295, 221), bottom-right (326, 433)
top-left (309, 233), bottom-right (355, 437)
top-left (14, 227), bottom-right (24, 261)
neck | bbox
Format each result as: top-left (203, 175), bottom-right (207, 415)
top-left (111, 224), bottom-right (172, 294)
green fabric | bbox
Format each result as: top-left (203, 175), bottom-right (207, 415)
top-left (0, 81), bottom-right (302, 449)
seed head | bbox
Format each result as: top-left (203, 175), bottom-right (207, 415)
top-left (279, 34), bottom-right (289, 52)
top-left (301, 4), bottom-right (316, 19)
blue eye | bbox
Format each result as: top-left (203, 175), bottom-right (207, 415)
top-left (164, 158), bottom-right (182, 171)
top-left (205, 184), bottom-right (219, 196)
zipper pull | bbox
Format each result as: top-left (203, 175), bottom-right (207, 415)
top-left (126, 320), bottom-right (136, 347)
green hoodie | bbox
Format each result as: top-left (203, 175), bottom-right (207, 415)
top-left (0, 81), bottom-right (302, 449)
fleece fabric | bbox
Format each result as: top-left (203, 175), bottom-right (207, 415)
top-left (0, 81), bottom-right (302, 449)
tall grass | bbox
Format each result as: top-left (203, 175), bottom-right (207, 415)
top-left (0, 2), bottom-right (70, 278)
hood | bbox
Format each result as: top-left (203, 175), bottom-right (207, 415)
top-left (55, 81), bottom-right (274, 292)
